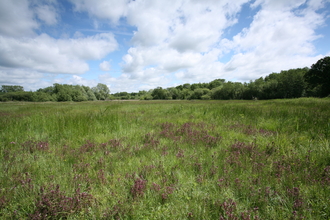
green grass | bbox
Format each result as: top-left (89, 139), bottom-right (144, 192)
top-left (0, 98), bottom-right (330, 219)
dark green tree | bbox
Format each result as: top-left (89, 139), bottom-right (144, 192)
top-left (208, 79), bottom-right (225, 90)
top-left (191, 83), bottom-right (208, 90)
top-left (212, 82), bottom-right (244, 100)
top-left (167, 87), bottom-right (181, 99)
top-left (304, 56), bottom-right (330, 97)
top-left (152, 87), bottom-right (171, 99)
top-left (190, 88), bottom-right (210, 99)
top-left (182, 83), bottom-right (191, 90)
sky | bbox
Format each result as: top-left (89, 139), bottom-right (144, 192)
top-left (0, 0), bottom-right (330, 93)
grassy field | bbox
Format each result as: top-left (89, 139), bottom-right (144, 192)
top-left (0, 98), bottom-right (329, 219)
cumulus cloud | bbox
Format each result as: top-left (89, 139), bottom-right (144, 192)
top-left (0, 67), bottom-right (52, 91)
top-left (0, 0), bottom-right (122, 91)
top-left (115, 0), bottom-right (328, 89)
top-left (251, 0), bottom-right (306, 10)
top-left (99, 61), bottom-right (111, 71)
top-left (118, 0), bottom-right (249, 84)
top-left (58, 33), bottom-right (118, 60)
top-left (0, 33), bottom-right (118, 74)
top-left (126, 0), bottom-right (246, 50)
top-left (122, 46), bottom-right (203, 75)
top-left (0, 68), bottom-right (43, 85)
top-left (52, 0), bottom-right (329, 91)
top-left (35, 4), bottom-right (58, 25)
top-left (68, 75), bottom-right (98, 87)
top-left (69, 0), bottom-right (129, 24)
top-left (0, 0), bottom-right (38, 37)
top-left (1, 0), bottom-right (329, 93)
top-left (220, 0), bottom-right (327, 81)
top-left (99, 72), bottom-right (172, 93)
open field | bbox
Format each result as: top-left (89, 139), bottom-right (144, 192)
top-left (0, 98), bottom-right (330, 219)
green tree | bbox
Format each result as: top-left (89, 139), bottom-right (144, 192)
top-left (189, 82), bottom-right (209, 90)
top-left (0, 91), bottom-right (35, 101)
top-left (304, 56), bottom-right (330, 97)
top-left (262, 79), bottom-right (279, 99)
top-left (167, 87), bottom-right (182, 99)
top-left (1, 85), bottom-right (24, 93)
top-left (72, 85), bottom-right (88, 102)
top-left (212, 82), bottom-right (244, 100)
top-left (175, 85), bottom-right (183, 90)
top-left (278, 68), bottom-right (307, 98)
top-left (208, 79), bottom-right (225, 90)
top-left (92, 83), bottom-right (110, 100)
top-left (152, 87), bottom-right (171, 99)
top-left (182, 88), bottom-right (192, 99)
top-left (37, 86), bottom-right (55, 94)
top-left (114, 92), bottom-right (130, 100)
top-left (190, 88), bottom-right (210, 99)
top-left (53, 84), bottom-right (72, 101)
top-left (182, 83), bottom-right (191, 90)
top-left (34, 92), bottom-right (55, 102)
top-left (82, 86), bottom-right (97, 101)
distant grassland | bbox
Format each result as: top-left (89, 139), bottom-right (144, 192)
top-left (0, 98), bottom-right (329, 219)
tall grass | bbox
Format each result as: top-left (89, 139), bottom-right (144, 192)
top-left (0, 98), bottom-right (329, 219)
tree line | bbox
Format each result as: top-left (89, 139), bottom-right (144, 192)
top-left (0, 83), bottom-right (110, 102)
top-left (1, 56), bottom-right (329, 102)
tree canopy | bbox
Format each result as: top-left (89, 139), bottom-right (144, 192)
top-left (304, 56), bottom-right (330, 97)
top-left (0, 85), bottom-right (24, 93)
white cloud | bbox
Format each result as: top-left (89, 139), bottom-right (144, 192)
top-left (35, 4), bottom-right (58, 25)
top-left (0, 68), bottom-right (43, 85)
top-left (69, 0), bottom-right (129, 24)
top-left (116, 0), bottom-right (329, 90)
top-left (0, 68), bottom-right (100, 91)
top-left (119, 0), bottom-right (249, 85)
top-left (218, 1), bottom-right (327, 81)
top-left (121, 46), bottom-right (204, 76)
top-left (99, 72), bottom-right (172, 93)
top-left (99, 61), bottom-right (111, 71)
top-left (0, 33), bottom-right (118, 74)
top-left (175, 48), bottom-right (226, 82)
top-left (0, 0), bottom-right (38, 37)
top-left (99, 73), bottom-right (133, 93)
top-left (70, 0), bottom-right (321, 88)
top-left (127, 0), bottom-right (247, 51)
top-left (251, 0), bottom-right (306, 10)
top-left (1, 0), bottom-right (329, 93)
top-left (58, 33), bottom-right (118, 60)
top-left (0, 67), bottom-right (53, 91)
top-left (68, 75), bottom-right (98, 87)
top-left (307, 0), bottom-right (329, 10)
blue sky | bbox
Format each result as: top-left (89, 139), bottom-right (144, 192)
top-left (0, 0), bottom-right (329, 93)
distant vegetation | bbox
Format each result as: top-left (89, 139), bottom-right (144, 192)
top-left (1, 56), bottom-right (329, 101)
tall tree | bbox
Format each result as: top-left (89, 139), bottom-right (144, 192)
top-left (92, 83), bottom-right (110, 100)
top-left (304, 56), bottom-right (330, 97)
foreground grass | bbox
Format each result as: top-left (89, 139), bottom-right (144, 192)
top-left (0, 98), bottom-right (329, 219)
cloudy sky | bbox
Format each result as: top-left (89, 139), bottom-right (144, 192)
top-left (1, 0), bottom-right (330, 93)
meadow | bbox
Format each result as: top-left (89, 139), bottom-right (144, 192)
top-left (0, 98), bottom-right (329, 219)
